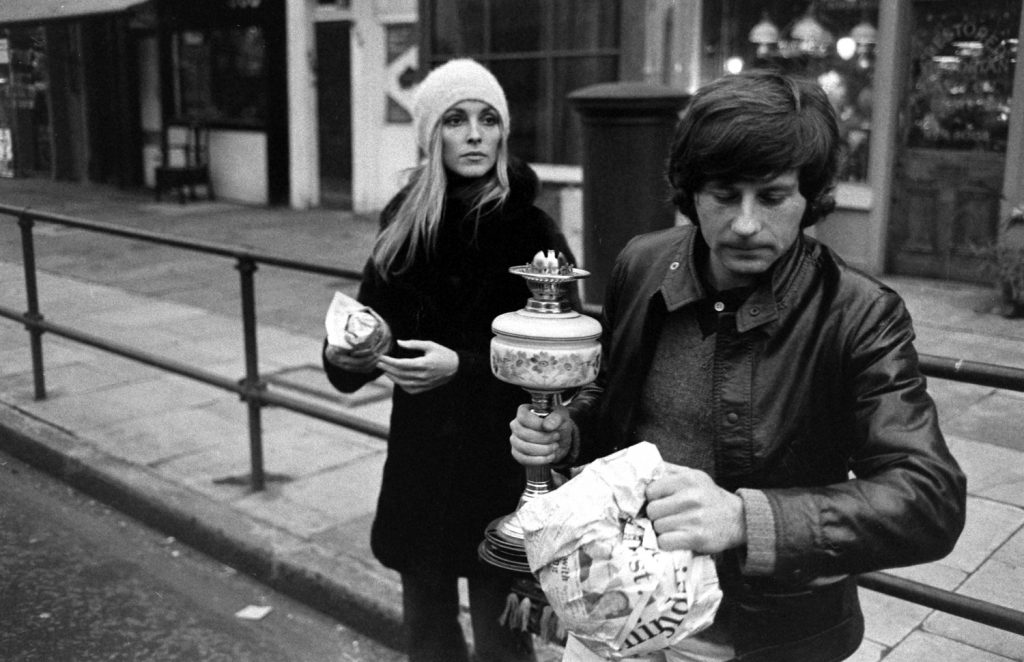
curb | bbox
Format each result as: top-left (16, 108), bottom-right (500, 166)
top-left (0, 403), bottom-right (405, 649)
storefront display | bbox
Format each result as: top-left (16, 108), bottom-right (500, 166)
top-left (889, 1), bottom-right (1020, 282)
top-left (704, 0), bottom-right (879, 183)
top-left (906, 2), bottom-right (1017, 153)
top-left (0, 26), bottom-right (51, 178)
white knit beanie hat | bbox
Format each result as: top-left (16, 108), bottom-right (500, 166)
top-left (413, 59), bottom-right (510, 152)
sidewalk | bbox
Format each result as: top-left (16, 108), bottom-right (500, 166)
top-left (1, 179), bottom-right (1023, 661)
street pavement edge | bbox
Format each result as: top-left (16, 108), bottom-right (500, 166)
top-left (0, 402), bottom-right (406, 651)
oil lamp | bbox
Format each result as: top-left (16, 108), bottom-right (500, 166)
top-left (479, 250), bottom-right (602, 573)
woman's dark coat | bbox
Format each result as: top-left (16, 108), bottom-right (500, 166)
top-left (323, 161), bottom-right (575, 576)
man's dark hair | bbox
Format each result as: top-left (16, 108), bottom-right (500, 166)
top-left (667, 69), bottom-right (840, 228)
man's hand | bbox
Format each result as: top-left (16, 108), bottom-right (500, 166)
top-left (509, 403), bottom-right (576, 466)
top-left (377, 339), bottom-right (458, 394)
top-left (646, 464), bottom-right (747, 555)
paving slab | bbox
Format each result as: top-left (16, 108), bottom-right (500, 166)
top-left (938, 497), bottom-right (1024, 575)
top-left (947, 437), bottom-right (1024, 509)
top-left (860, 588), bottom-right (934, 647)
top-left (278, 454), bottom-right (386, 523)
top-left (943, 390), bottom-right (1024, 452)
top-left (926, 562), bottom-right (1024, 660)
top-left (883, 631), bottom-right (1016, 662)
top-left (994, 527), bottom-right (1024, 564)
top-left (846, 638), bottom-right (886, 662)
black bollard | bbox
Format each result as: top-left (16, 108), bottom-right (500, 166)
top-left (568, 82), bottom-right (689, 306)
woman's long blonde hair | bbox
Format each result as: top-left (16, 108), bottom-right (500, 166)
top-left (371, 117), bottom-right (511, 279)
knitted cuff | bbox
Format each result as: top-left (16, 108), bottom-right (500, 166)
top-left (737, 488), bottom-right (777, 576)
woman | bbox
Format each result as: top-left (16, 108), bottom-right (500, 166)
top-left (323, 59), bottom-right (575, 662)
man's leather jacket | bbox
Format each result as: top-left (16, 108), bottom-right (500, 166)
top-left (567, 226), bottom-right (966, 661)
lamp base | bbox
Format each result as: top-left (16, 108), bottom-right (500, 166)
top-left (478, 513), bottom-right (531, 574)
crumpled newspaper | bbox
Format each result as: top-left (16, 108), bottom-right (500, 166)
top-left (324, 291), bottom-right (389, 352)
top-left (516, 442), bottom-right (723, 660)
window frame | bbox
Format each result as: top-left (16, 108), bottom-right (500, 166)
top-left (166, 25), bottom-right (269, 129)
top-left (418, 0), bottom-right (623, 165)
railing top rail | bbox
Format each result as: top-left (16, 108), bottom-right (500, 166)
top-left (918, 353), bottom-right (1024, 392)
top-left (0, 203), bottom-right (363, 280)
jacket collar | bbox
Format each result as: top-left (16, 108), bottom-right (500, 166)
top-left (659, 227), bottom-right (810, 333)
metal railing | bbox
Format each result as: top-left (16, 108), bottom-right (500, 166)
top-left (2, 203), bottom-right (1023, 639)
top-left (0, 204), bottom-right (386, 492)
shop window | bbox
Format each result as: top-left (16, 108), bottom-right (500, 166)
top-left (906, 0), bottom-right (1018, 153)
top-left (171, 26), bottom-right (267, 127)
top-left (0, 26), bottom-right (51, 177)
top-left (424, 0), bottom-right (620, 165)
top-left (704, 1), bottom-right (879, 184)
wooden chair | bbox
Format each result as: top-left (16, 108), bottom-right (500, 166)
top-left (154, 122), bottom-right (214, 203)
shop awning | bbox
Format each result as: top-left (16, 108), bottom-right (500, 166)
top-left (0, 0), bottom-right (150, 27)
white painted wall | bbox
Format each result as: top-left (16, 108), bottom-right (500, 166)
top-left (287, 0), bottom-right (320, 209)
top-left (349, 0), bottom-right (418, 214)
top-left (138, 35), bottom-right (162, 188)
top-left (209, 130), bottom-right (268, 205)
top-left (809, 185), bottom-right (874, 272)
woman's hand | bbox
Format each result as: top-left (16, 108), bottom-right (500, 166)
top-left (324, 344), bottom-right (380, 373)
top-left (377, 339), bottom-right (459, 394)
top-left (324, 313), bottom-right (392, 374)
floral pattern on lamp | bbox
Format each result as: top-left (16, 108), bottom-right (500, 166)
top-left (491, 346), bottom-right (601, 390)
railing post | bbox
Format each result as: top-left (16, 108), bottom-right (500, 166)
top-left (17, 211), bottom-right (46, 400)
top-left (236, 256), bottom-right (266, 491)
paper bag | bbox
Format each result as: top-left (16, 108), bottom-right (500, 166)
top-left (324, 291), bottom-right (388, 351)
top-left (517, 442), bottom-right (723, 660)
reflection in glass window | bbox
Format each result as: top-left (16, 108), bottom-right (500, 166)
top-left (0, 26), bottom-right (50, 176)
top-left (706, 1), bottom-right (879, 183)
top-left (906, 0), bottom-right (1019, 153)
top-left (425, 0), bottom-right (620, 165)
top-left (173, 26), bottom-right (267, 126)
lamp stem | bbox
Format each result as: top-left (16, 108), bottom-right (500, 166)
top-left (519, 390), bottom-right (560, 504)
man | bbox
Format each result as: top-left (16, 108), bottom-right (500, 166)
top-left (509, 70), bottom-right (966, 661)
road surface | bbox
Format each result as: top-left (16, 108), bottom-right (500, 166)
top-left (0, 447), bottom-right (404, 661)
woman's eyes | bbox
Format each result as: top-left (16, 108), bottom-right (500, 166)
top-left (442, 112), bottom-right (499, 127)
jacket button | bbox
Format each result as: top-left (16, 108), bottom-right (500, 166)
top-left (669, 261), bottom-right (680, 271)
top-left (726, 412), bottom-right (739, 424)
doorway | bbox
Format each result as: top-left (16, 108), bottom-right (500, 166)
top-left (316, 21), bottom-right (352, 210)
top-left (888, 1), bottom-right (1020, 283)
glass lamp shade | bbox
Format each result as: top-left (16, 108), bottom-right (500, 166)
top-left (791, 13), bottom-right (834, 55)
top-left (850, 20), bottom-right (877, 46)
top-left (749, 14), bottom-right (780, 46)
